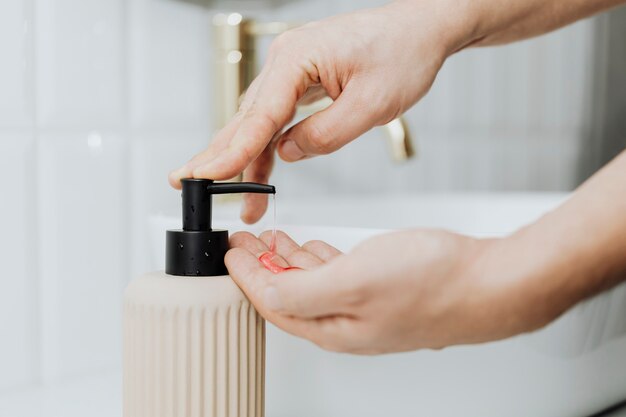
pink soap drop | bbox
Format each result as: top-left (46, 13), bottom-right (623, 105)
top-left (258, 252), bottom-right (301, 274)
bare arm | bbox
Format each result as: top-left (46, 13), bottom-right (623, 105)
top-left (486, 149), bottom-right (626, 331)
top-left (170, 0), bottom-right (626, 222)
top-left (167, 0), bottom-right (626, 351)
top-left (460, 0), bottom-right (624, 46)
top-left (224, 150), bottom-right (626, 352)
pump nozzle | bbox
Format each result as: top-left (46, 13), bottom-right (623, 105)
top-left (166, 178), bottom-right (276, 277)
top-left (182, 179), bottom-right (275, 232)
top-left (206, 181), bottom-right (276, 195)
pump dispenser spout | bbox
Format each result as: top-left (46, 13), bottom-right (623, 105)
top-left (166, 178), bottom-right (276, 277)
top-left (183, 179), bottom-right (275, 232)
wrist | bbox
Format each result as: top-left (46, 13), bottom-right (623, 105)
top-left (487, 223), bottom-right (593, 335)
top-left (463, 234), bottom-right (566, 339)
top-left (388, 0), bottom-right (485, 57)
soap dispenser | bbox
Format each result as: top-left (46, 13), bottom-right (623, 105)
top-left (123, 179), bottom-right (274, 417)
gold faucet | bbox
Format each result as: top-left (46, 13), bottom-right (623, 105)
top-left (212, 12), bottom-right (416, 172)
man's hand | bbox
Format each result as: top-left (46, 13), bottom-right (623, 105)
top-left (226, 150), bottom-right (626, 354)
top-left (169, 0), bottom-right (626, 225)
top-left (169, 0), bottom-right (469, 223)
top-left (225, 229), bottom-right (552, 353)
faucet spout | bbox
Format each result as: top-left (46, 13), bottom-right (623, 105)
top-left (297, 97), bottom-right (416, 162)
top-left (383, 118), bottom-right (415, 162)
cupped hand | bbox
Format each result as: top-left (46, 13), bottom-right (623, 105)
top-left (225, 228), bottom-right (555, 354)
top-left (169, 0), bottom-right (470, 223)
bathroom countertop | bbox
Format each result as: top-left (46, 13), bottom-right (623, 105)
top-left (0, 370), bottom-right (625, 417)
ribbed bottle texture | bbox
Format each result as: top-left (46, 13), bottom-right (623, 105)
top-left (123, 273), bottom-right (265, 417)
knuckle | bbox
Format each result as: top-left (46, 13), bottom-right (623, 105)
top-left (244, 108), bottom-right (281, 134)
top-left (236, 101), bottom-right (250, 117)
top-left (269, 31), bottom-right (295, 55)
top-left (234, 108), bottom-right (246, 121)
top-left (230, 145), bottom-right (254, 169)
top-left (237, 94), bottom-right (253, 115)
top-left (306, 123), bottom-right (335, 154)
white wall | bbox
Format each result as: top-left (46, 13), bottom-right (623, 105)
top-left (0, 0), bottom-right (603, 391)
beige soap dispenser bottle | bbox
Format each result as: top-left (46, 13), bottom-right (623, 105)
top-left (123, 178), bottom-right (275, 417)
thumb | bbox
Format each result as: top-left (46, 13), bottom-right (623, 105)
top-left (277, 86), bottom-right (377, 161)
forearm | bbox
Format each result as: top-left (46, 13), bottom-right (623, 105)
top-left (469, 0), bottom-right (624, 46)
top-left (499, 151), bottom-right (626, 330)
top-left (393, 0), bottom-right (625, 53)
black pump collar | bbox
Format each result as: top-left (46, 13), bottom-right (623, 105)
top-left (165, 179), bottom-right (275, 277)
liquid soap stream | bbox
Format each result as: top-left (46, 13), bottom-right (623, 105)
top-left (270, 193), bottom-right (277, 254)
top-left (259, 194), bottom-right (301, 274)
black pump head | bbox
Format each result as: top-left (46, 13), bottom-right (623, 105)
top-left (165, 179), bottom-right (276, 276)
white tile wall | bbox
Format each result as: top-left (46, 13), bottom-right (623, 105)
top-left (492, 40), bottom-right (533, 129)
top-left (0, 0), bottom-right (609, 392)
top-left (38, 132), bottom-right (128, 381)
top-left (35, 0), bottom-right (126, 128)
top-left (129, 0), bottom-right (212, 129)
top-left (0, 0), bottom-right (34, 127)
top-left (0, 134), bottom-right (38, 390)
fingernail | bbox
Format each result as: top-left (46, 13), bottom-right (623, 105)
top-left (263, 287), bottom-right (283, 311)
top-left (280, 139), bottom-right (305, 161)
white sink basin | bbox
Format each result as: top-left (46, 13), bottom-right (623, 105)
top-left (146, 192), bottom-right (626, 417)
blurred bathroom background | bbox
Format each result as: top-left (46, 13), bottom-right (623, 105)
top-left (1, 0), bottom-right (625, 400)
